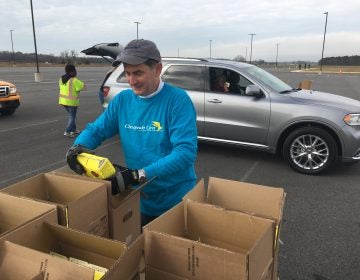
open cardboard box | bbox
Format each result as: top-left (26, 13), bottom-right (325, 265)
top-left (144, 200), bottom-right (274, 280)
top-left (52, 166), bottom-right (142, 245)
top-left (184, 177), bottom-right (286, 280)
top-left (184, 177), bottom-right (285, 226)
top-left (1, 173), bottom-right (109, 237)
top-left (0, 192), bottom-right (57, 239)
top-left (1, 221), bottom-right (144, 280)
top-left (145, 266), bottom-right (188, 280)
top-left (0, 240), bottom-right (96, 280)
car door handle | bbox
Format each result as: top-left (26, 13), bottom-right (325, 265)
top-left (207, 99), bottom-right (222, 103)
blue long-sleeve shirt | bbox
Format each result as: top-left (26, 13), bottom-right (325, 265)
top-left (74, 83), bottom-right (197, 216)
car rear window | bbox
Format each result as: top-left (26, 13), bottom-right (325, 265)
top-left (162, 65), bottom-right (204, 91)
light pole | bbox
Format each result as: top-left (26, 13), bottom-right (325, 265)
top-left (134, 21), bottom-right (141, 39)
top-left (248, 33), bottom-right (256, 64)
top-left (245, 47), bottom-right (247, 62)
top-left (275, 43), bottom-right (280, 68)
top-left (320, 12), bottom-right (328, 72)
top-left (209, 40), bottom-right (212, 59)
top-left (10, 29), bottom-right (16, 66)
top-left (30, 0), bottom-right (42, 81)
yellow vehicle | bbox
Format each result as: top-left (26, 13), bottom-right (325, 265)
top-left (0, 80), bottom-right (20, 116)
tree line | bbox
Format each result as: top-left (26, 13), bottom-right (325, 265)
top-left (0, 50), bottom-right (106, 65)
top-left (1, 50), bottom-right (359, 65)
top-left (319, 55), bottom-right (360, 65)
top-left (234, 54), bottom-right (360, 66)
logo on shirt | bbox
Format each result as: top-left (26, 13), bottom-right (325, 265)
top-left (125, 121), bottom-right (163, 132)
top-left (152, 121), bottom-right (162, 131)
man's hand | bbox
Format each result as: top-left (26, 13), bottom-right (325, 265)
top-left (66, 145), bottom-right (93, 175)
top-left (110, 165), bottom-right (144, 194)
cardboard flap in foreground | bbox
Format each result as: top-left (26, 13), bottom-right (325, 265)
top-left (3, 221), bottom-right (126, 268)
top-left (0, 240), bottom-right (94, 280)
top-left (185, 177), bottom-right (285, 225)
top-left (186, 200), bottom-right (274, 254)
top-left (2, 173), bottom-right (109, 236)
top-left (102, 235), bottom-right (144, 280)
top-left (0, 192), bottom-right (57, 237)
top-left (208, 177), bottom-right (285, 224)
top-left (146, 266), bottom-right (189, 280)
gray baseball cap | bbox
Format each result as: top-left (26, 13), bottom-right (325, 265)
top-left (112, 39), bottom-right (161, 66)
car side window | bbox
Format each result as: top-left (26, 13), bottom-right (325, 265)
top-left (162, 65), bottom-right (204, 91)
top-left (209, 67), bottom-right (253, 95)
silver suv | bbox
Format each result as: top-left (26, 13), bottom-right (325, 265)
top-left (82, 44), bottom-right (360, 175)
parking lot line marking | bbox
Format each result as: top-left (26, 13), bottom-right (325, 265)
top-left (240, 161), bottom-right (259, 181)
top-left (0, 139), bottom-right (121, 186)
top-left (0, 120), bottom-right (58, 133)
top-left (0, 160), bottom-right (65, 186)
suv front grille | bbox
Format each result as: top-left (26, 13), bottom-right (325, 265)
top-left (0, 86), bottom-right (10, 97)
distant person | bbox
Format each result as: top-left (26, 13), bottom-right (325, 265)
top-left (59, 64), bottom-right (86, 138)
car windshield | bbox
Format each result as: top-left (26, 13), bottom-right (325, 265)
top-left (242, 65), bottom-right (293, 93)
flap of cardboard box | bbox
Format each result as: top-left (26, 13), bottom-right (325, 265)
top-left (2, 173), bottom-right (109, 236)
top-left (0, 240), bottom-right (95, 280)
top-left (146, 266), bottom-right (189, 280)
top-left (0, 192), bottom-right (57, 237)
top-left (185, 177), bottom-right (285, 225)
top-left (102, 234), bottom-right (144, 280)
top-left (1, 173), bottom-right (107, 204)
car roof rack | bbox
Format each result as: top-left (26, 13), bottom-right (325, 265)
top-left (162, 57), bottom-right (209, 62)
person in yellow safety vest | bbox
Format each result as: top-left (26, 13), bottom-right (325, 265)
top-left (59, 64), bottom-right (85, 138)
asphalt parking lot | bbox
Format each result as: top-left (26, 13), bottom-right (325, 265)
top-left (1, 65), bottom-right (359, 280)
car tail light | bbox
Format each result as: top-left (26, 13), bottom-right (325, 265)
top-left (102, 86), bottom-right (110, 97)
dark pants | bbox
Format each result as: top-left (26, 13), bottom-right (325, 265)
top-left (63, 105), bottom-right (77, 133)
top-left (141, 213), bottom-right (158, 228)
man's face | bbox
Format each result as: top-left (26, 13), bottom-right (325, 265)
top-left (123, 62), bottom-right (162, 96)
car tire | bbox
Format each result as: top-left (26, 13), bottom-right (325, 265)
top-left (283, 127), bottom-right (338, 175)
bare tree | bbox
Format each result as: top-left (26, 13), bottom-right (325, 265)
top-left (60, 49), bottom-right (78, 64)
top-left (233, 55), bottom-right (245, 62)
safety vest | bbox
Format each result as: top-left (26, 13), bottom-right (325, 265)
top-left (58, 77), bottom-right (85, 106)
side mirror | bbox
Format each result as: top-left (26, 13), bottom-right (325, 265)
top-left (245, 85), bottom-right (263, 97)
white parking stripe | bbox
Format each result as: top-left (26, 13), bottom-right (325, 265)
top-left (0, 139), bottom-right (120, 186)
top-left (240, 161), bottom-right (259, 181)
top-left (0, 160), bottom-right (65, 186)
top-left (0, 120), bottom-right (58, 133)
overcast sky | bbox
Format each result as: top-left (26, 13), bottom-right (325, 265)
top-left (1, 0), bottom-right (359, 62)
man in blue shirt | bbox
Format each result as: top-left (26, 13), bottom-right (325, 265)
top-left (66, 39), bottom-right (197, 226)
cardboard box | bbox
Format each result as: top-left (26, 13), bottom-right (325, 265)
top-left (184, 177), bottom-right (285, 280)
top-left (1, 173), bottom-right (109, 237)
top-left (0, 192), bottom-right (57, 238)
top-left (52, 167), bottom-right (141, 245)
top-left (144, 261), bottom-right (273, 280)
top-left (1, 221), bottom-right (144, 280)
top-left (0, 241), bottom-right (95, 280)
top-left (145, 266), bottom-right (188, 280)
top-left (144, 200), bottom-right (274, 280)
top-left (109, 190), bottom-right (141, 244)
top-left (184, 177), bottom-right (285, 226)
